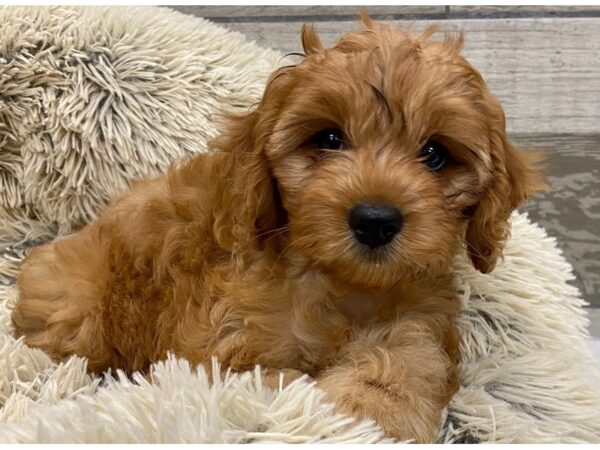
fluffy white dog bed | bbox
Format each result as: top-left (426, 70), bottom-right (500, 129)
top-left (1, 6), bottom-right (599, 443)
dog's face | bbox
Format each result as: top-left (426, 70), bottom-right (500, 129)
top-left (222, 16), bottom-right (543, 289)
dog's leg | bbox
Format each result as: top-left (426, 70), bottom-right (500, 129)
top-left (316, 314), bottom-right (459, 443)
top-left (12, 226), bottom-right (114, 372)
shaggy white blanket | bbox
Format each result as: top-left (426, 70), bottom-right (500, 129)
top-left (1, 5), bottom-right (599, 444)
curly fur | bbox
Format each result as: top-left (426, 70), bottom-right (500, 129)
top-left (11, 14), bottom-right (544, 442)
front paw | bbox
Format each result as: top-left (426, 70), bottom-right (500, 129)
top-left (317, 352), bottom-right (450, 443)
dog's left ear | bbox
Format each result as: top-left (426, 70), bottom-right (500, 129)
top-left (465, 101), bottom-right (546, 273)
top-left (212, 109), bottom-right (285, 251)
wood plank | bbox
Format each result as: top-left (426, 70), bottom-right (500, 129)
top-left (205, 18), bottom-right (600, 135)
top-left (168, 6), bottom-right (444, 21)
top-left (168, 6), bottom-right (600, 21)
top-left (449, 6), bottom-right (600, 18)
top-left (514, 134), bottom-right (600, 308)
top-left (165, 5), bottom-right (600, 21)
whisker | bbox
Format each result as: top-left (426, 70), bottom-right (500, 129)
top-left (230, 225), bottom-right (291, 259)
top-left (275, 238), bottom-right (299, 263)
top-left (462, 240), bottom-right (487, 261)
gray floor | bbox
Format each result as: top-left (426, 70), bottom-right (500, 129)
top-left (169, 7), bottom-right (600, 324)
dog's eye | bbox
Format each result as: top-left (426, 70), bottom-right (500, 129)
top-left (313, 129), bottom-right (345, 151)
top-left (420, 140), bottom-right (448, 171)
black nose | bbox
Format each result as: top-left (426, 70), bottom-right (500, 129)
top-left (348, 204), bottom-right (403, 249)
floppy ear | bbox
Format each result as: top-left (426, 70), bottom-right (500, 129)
top-left (212, 110), bottom-right (285, 251)
top-left (466, 114), bottom-right (545, 273)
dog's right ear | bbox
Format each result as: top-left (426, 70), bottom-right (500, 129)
top-left (301, 23), bottom-right (324, 55)
top-left (211, 57), bottom-right (301, 251)
top-left (211, 110), bottom-right (285, 251)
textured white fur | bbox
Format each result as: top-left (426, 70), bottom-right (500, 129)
top-left (0, 5), bottom-right (599, 444)
top-left (0, 353), bottom-right (389, 444)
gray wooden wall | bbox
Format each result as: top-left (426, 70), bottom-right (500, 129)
top-left (169, 6), bottom-right (600, 310)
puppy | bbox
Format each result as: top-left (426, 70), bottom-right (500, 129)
top-left (12, 15), bottom-right (543, 442)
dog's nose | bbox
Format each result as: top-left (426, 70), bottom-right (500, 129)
top-left (348, 204), bottom-right (403, 249)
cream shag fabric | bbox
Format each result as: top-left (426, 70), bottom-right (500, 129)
top-left (0, 5), bottom-right (279, 236)
top-left (1, 5), bottom-right (599, 444)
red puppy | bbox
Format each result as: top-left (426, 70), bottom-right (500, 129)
top-left (13, 15), bottom-right (543, 442)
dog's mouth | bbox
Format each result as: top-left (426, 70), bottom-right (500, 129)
top-left (354, 242), bottom-right (397, 265)
top-left (301, 237), bottom-right (405, 289)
